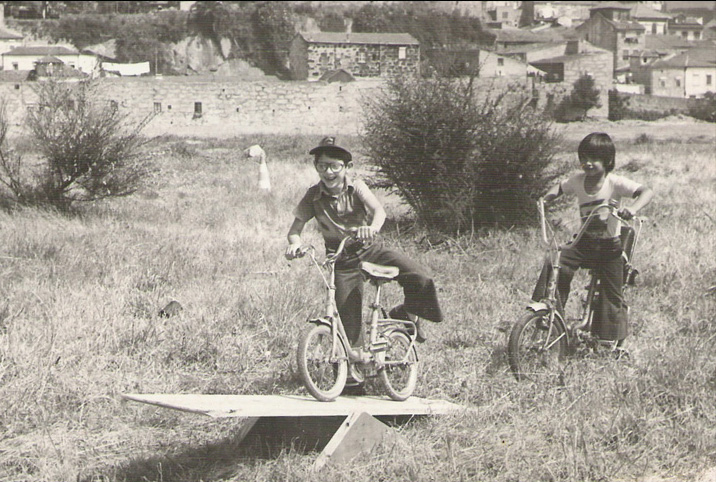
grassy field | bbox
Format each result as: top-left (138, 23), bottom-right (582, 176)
top-left (0, 124), bottom-right (714, 482)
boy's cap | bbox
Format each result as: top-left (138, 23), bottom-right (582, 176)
top-left (309, 136), bottom-right (352, 162)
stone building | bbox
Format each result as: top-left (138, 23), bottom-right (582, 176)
top-left (630, 47), bottom-right (716, 97)
top-left (288, 32), bottom-right (420, 81)
top-left (575, 2), bottom-right (646, 73)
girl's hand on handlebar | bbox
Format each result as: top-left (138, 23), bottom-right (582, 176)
top-left (355, 226), bottom-right (378, 243)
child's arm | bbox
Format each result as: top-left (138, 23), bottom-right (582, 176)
top-left (355, 182), bottom-right (386, 243)
top-left (542, 183), bottom-right (563, 203)
top-left (285, 217), bottom-right (307, 259)
top-left (619, 186), bottom-right (654, 220)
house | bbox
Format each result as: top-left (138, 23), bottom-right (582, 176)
top-left (0, 25), bottom-right (24, 55)
top-left (669, 15), bottom-right (706, 40)
top-left (489, 26), bottom-right (574, 50)
top-left (529, 40), bottom-right (613, 88)
top-left (1, 45), bottom-right (99, 75)
top-left (497, 41), bottom-right (575, 64)
top-left (630, 3), bottom-right (672, 35)
top-left (630, 47), bottom-right (716, 97)
top-left (532, 1), bottom-right (599, 26)
top-left (425, 47), bottom-right (536, 78)
top-left (289, 32), bottom-right (420, 81)
top-left (704, 19), bottom-right (716, 40)
top-left (575, 2), bottom-right (646, 73)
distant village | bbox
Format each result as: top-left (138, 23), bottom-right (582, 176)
top-left (0, 1), bottom-right (714, 121)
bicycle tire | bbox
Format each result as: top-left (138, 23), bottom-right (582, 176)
top-left (507, 309), bottom-right (567, 382)
top-left (297, 324), bottom-right (348, 402)
top-left (378, 330), bottom-right (419, 401)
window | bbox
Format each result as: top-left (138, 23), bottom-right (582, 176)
top-left (502, 11), bottom-right (508, 19)
top-left (694, 31), bottom-right (701, 39)
top-left (622, 50), bottom-right (630, 60)
top-left (357, 49), bottom-right (367, 64)
top-left (497, 58), bottom-right (504, 66)
top-left (675, 77), bottom-right (681, 87)
top-left (652, 23), bottom-right (657, 34)
top-left (153, 102), bottom-right (162, 113)
top-left (193, 102), bottom-right (202, 119)
top-left (12, 62), bottom-right (18, 70)
top-left (625, 37), bottom-right (638, 44)
top-left (707, 75), bottom-right (712, 85)
top-left (398, 47), bottom-right (407, 60)
top-left (110, 100), bottom-right (118, 112)
top-left (659, 77), bottom-right (666, 88)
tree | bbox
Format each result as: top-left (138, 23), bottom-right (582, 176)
top-left (361, 77), bottom-right (562, 232)
top-left (567, 74), bottom-right (602, 120)
top-left (0, 81), bottom-right (153, 212)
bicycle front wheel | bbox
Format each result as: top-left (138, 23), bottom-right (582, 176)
top-left (507, 309), bottom-right (567, 382)
top-left (297, 324), bottom-right (347, 402)
top-left (379, 331), bottom-right (419, 401)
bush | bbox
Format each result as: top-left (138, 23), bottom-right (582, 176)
top-left (361, 77), bottom-right (562, 233)
top-left (556, 74), bottom-right (601, 122)
top-left (0, 81), bottom-right (153, 212)
top-left (688, 92), bottom-right (716, 123)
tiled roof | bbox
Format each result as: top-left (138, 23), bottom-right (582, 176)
top-left (0, 70), bottom-right (31, 82)
top-left (3, 45), bottom-right (79, 56)
top-left (645, 35), bottom-right (710, 50)
top-left (497, 42), bottom-right (567, 55)
top-left (630, 4), bottom-right (672, 20)
top-left (490, 27), bottom-right (570, 43)
top-left (651, 48), bottom-right (716, 68)
top-left (590, 1), bottom-right (631, 11)
top-left (602, 16), bottom-right (646, 31)
top-left (297, 32), bottom-right (419, 46)
top-left (0, 26), bottom-right (24, 40)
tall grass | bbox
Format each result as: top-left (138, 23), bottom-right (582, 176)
top-left (0, 133), bottom-right (714, 481)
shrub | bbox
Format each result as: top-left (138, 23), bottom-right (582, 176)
top-left (556, 74), bottom-right (601, 122)
top-left (361, 76), bottom-right (562, 233)
top-left (688, 92), bottom-right (716, 123)
top-left (0, 80), bottom-right (153, 212)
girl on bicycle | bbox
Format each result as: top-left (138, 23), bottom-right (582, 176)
top-left (285, 137), bottom-right (443, 348)
top-left (531, 132), bottom-right (654, 347)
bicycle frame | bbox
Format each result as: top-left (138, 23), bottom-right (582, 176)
top-left (301, 236), bottom-right (416, 368)
top-left (530, 199), bottom-right (643, 340)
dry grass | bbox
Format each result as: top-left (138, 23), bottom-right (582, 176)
top-left (0, 127), bottom-right (714, 482)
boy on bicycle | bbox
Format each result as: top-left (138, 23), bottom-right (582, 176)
top-left (285, 136), bottom-right (443, 349)
top-left (531, 132), bottom-right (653, 347)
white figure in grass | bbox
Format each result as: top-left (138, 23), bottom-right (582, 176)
top-left (245, 144), bottom-right (271, 191)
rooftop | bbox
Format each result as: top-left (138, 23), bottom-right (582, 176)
top-left (297, 32), bottom-right (419, 46)
top-left (651, 47), bottom-right (716, 68)
top-left (3, 45), bottom-right (79, 56)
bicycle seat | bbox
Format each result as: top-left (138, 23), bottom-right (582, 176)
top-left (361, 261), bottom-right (400, 281)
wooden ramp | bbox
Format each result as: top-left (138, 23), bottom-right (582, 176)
top-left (121, 393), bottom-right (461, 418)
top-left (122, 393), bottom-right (464, 470)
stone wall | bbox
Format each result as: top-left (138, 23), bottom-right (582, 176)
top-left (0, 75), bottom-right (603, 138)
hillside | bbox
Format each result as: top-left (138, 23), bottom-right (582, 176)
top-left (6, 2), bottom-right (493, 78)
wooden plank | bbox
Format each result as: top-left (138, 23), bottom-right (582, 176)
top-left (121, 393), bottom-right (462, 418)
top-left (313, 412), bottom-right (406, 471)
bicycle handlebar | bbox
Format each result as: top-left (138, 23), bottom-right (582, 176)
top-left (537, 198), bottom-right (643, 247)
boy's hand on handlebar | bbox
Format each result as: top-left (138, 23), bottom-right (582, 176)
top-left (617, 208), bottom-right (634, 220)
top-left (285, 243), bottom-right (304, 260)
top-left (355, 226), bottom-right (378, 243)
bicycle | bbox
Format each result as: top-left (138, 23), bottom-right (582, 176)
top-left (293, 233), bottom-right (420, 402)
top-left (507, 199), bottom-right (644, 382)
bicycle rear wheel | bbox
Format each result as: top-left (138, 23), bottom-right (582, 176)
top-left (297, 324), bottom-right (347, 402)
top-left (379, 331), bottom-right (419, 401)
top-left (507, 309), bottom-right (567, 382)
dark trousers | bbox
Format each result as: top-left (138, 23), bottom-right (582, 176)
top-left (334, 240), bottom-right (443, 346)
top-left (531, 236), bottom-right (628, 341)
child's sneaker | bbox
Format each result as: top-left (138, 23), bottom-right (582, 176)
top-left (389, 304), bottom-right (426, 343)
